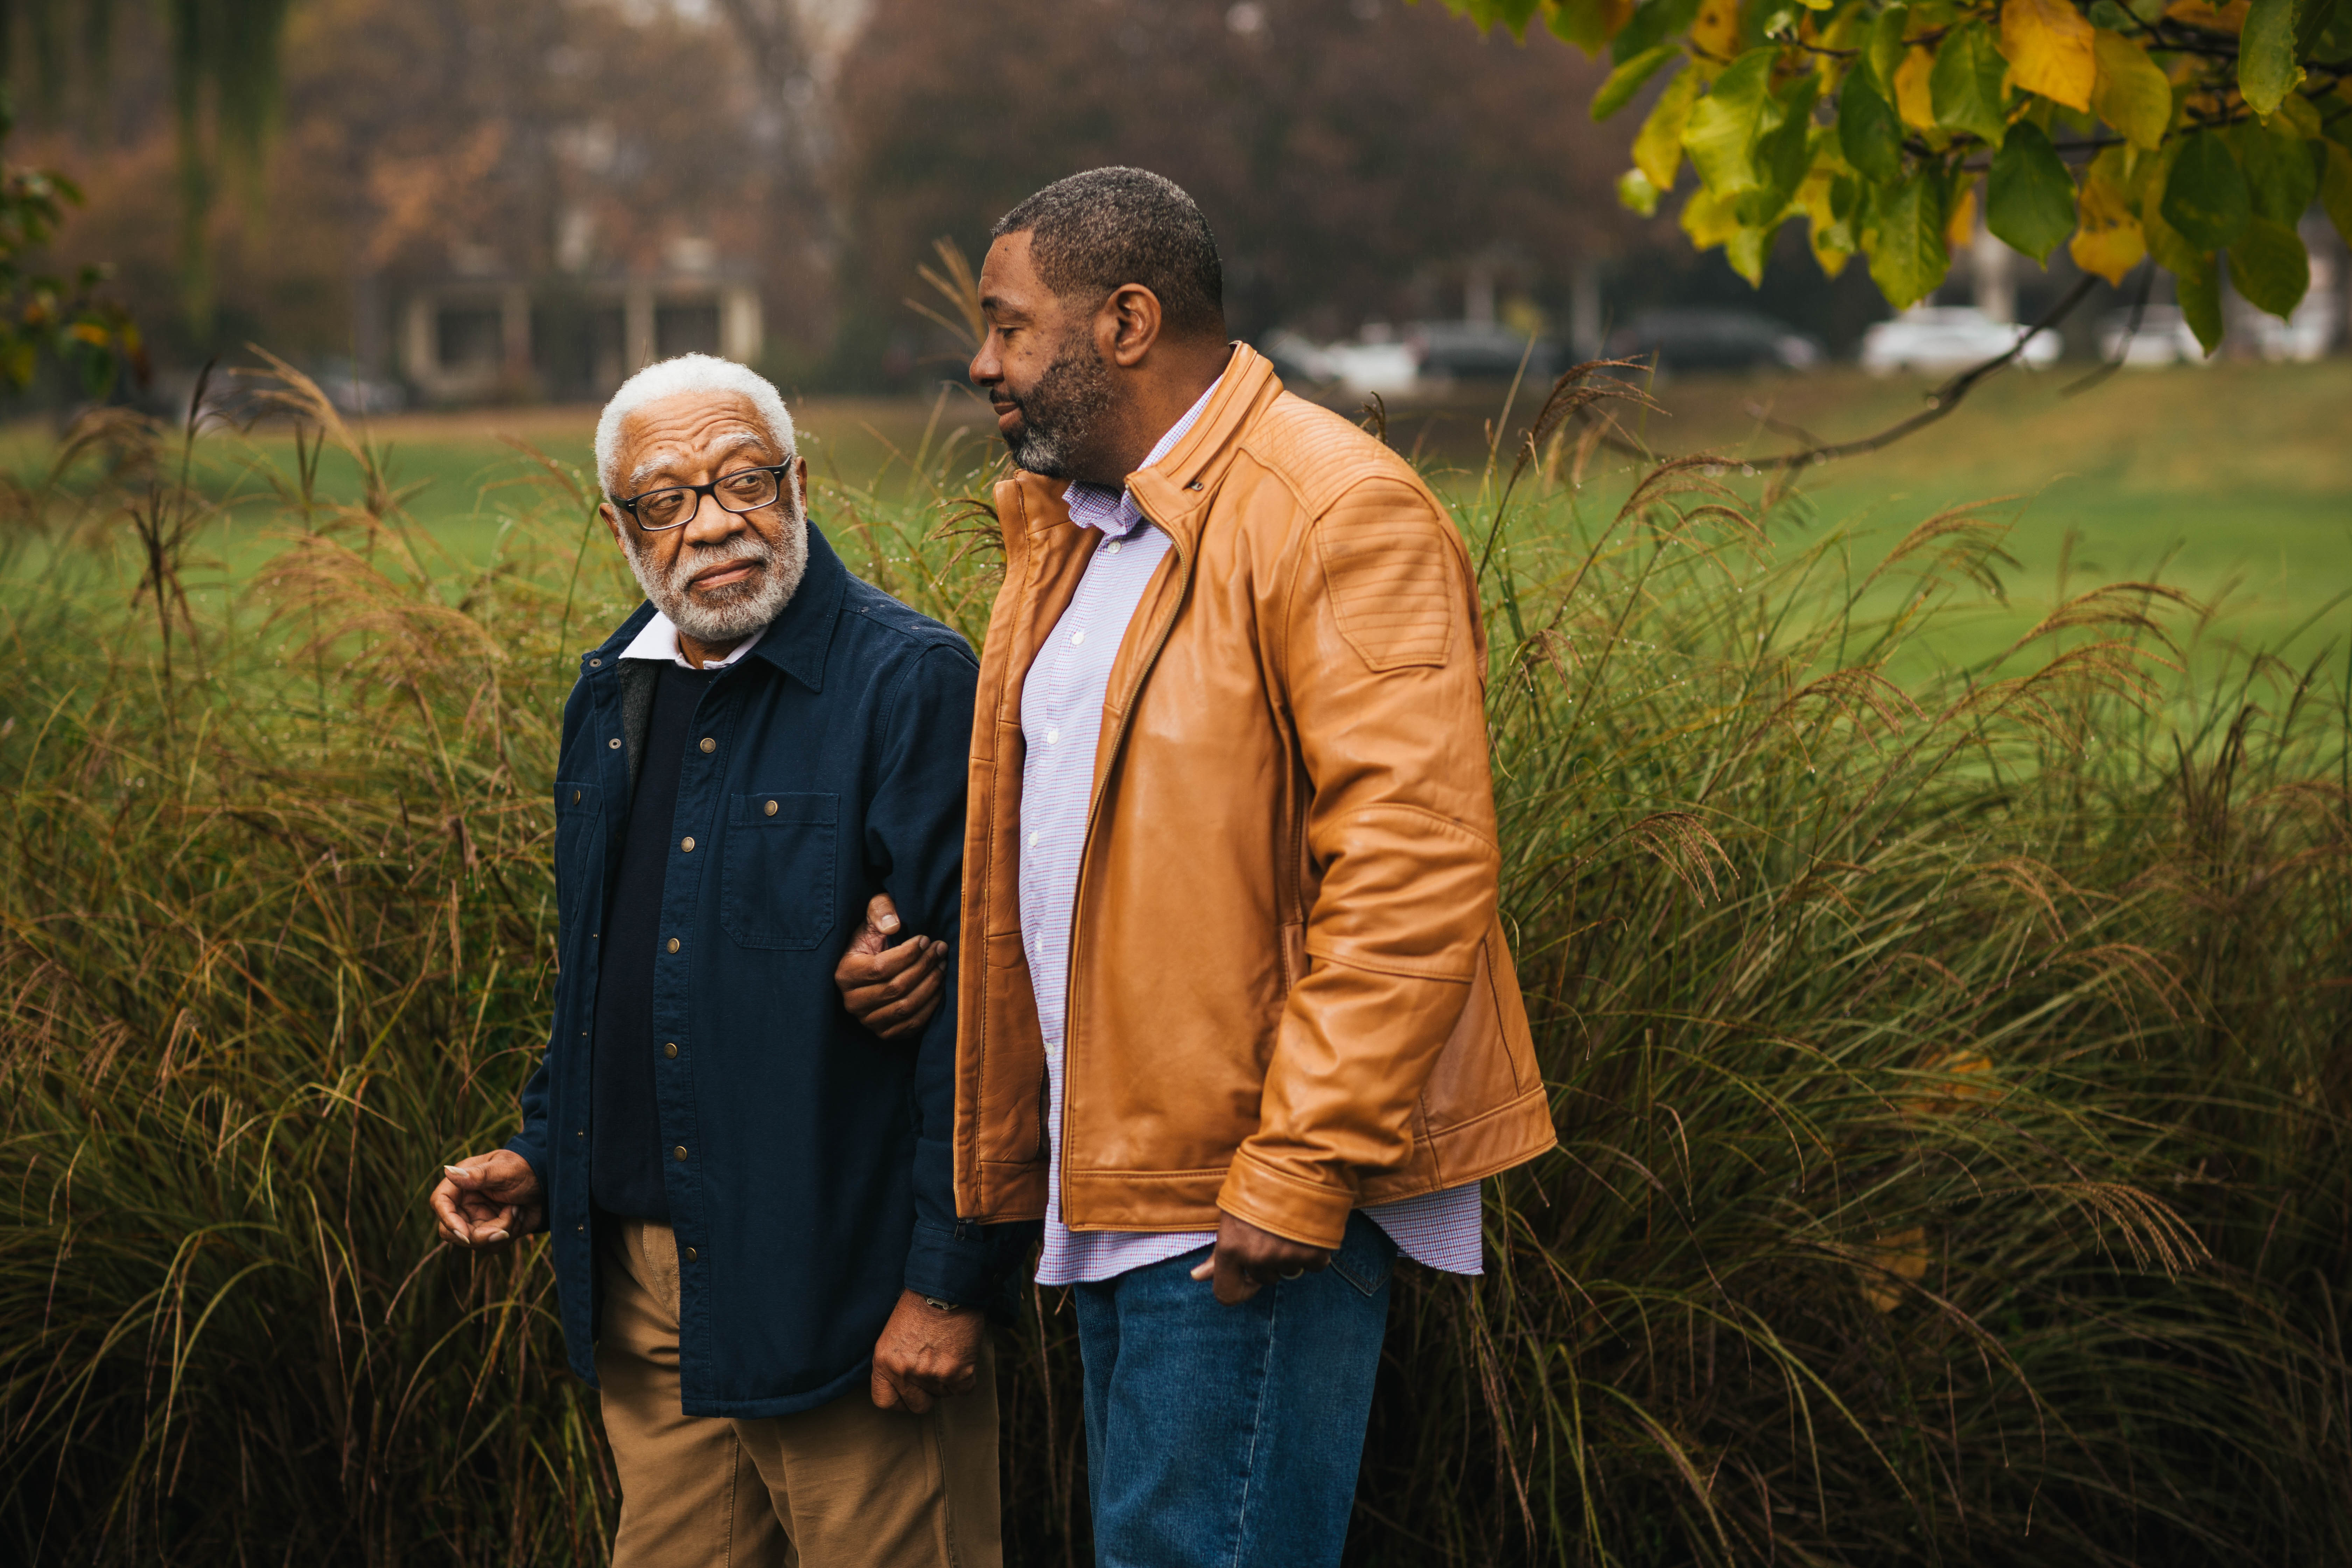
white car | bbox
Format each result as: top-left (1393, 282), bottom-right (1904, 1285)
top-left (2098, 306), bottom-right (2208, 366)
top-left (1860, 307), bottom-right (2063, 375)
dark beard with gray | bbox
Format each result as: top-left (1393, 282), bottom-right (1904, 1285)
top-left (997, 330), bottom-right (1113, 479)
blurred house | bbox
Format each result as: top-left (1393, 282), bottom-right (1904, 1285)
top-left (399, 237), bottom-right (762, 405)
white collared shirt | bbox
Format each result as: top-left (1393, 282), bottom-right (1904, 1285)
top-left (617, 613), bottom-right (767, 670)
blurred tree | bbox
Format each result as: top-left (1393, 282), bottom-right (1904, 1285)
top-left (832, 0), bottom-right (1645, 381)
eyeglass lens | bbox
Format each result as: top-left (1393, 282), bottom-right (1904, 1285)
top-left (635, 468), bottom-right (782, 530)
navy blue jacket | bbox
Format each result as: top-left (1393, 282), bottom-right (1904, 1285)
top-left (509, 523), bottom-right (1007, 1418)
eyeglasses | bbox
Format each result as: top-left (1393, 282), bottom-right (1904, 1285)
top-left (613, 465), bottom-right (792, 532)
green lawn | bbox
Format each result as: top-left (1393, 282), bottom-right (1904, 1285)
top-left (4, 360), bottom-right (2344, 676)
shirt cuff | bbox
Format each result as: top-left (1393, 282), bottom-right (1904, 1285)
top-left (903, 1218), bottom-right (1018, 1306)
top-left (500, 1135), bottom-right (550, 1235)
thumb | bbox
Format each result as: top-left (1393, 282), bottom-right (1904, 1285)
top-left (852, 892), bottom-right (903, 955)
top-left (443, 1162), bottom-right (486, 1190)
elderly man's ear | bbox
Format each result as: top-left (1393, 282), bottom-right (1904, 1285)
top-left (835, 893), bottom-right (948, 1040)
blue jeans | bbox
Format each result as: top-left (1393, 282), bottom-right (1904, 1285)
top-left (1073, 1211), bottom-right (1400, 1568)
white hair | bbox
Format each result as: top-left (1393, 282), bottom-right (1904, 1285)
top-left (594, 354), bottom-right (797, 498)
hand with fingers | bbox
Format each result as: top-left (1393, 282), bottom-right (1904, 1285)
top-left (869, 1289), bottom-right (986, 1413)
top-left (835, 892), bottom-right (948, 1040)
top-left (429, 1150), bottom-right (545, 1250)
top-left (1190, 1210), bottom-right (1332, 1305)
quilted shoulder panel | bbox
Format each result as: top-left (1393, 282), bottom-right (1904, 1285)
top-left (1316, 483), bottom-right (1457, 671)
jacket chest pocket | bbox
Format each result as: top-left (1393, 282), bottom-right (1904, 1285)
top-left (722, 791), bottom-right (838, 950)
top-left (553, 782), bottom-right (604, 935)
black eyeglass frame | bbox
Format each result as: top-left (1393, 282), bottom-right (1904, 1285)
top-left (611, 463), bottom-right (796, 532)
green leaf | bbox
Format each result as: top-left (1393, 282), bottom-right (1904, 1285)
top-left (1930, 21), bottom-right (2010, 146)
top-left (2090, 29), bottom-right (2173, 151)
top-left (1867, 3), bottom-right (1910, 96)
top-left (2159, 132), bottom-right (2252, 251)
top-left (1619, 167), bottom-right (1665, 214)
top-left (1594, 44), bottom-right (1684, 120)
top-left (2323, 142), bottom-right (2352, 248)
top-left (1613, 0), bottom-right (1703, 61)
top-left (2238, 0), bottom-right (2305, 117)
top-left (1726, 215), bottom-right (1786, 284)
top-left (1988, 121), bottom-right (2079, 261)
top-left (1740, 73), bottom-right (1822, 223)
top-left (2087, 0), bottom-right (2133, 23)
top-left (2230, 120), bottom-right (2321, 224)
top-left (1863, 169), bottom-right (1951, 307)
top-left (2226, 214), bottom-right (2311, 316)
top-left (1634, 64), bottom-right (1704, 189)
top-left (2174, 250), bottom-right (2224, 353)
top-left (1682, 48), bottom-right (1777, 193)
top-left (1548, 0), bottom-right (1624, 53)
top-left (1495, 0), bottom-right (1545, 35)
top-left (1839, 66), bottom-right (1906, 183)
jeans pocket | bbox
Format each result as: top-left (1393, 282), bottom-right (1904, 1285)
top-left (1327, 1211), bottom-right (1399, 1297)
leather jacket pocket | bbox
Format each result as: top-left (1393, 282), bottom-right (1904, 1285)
top-left (721, 791), bottom-right (837, 950)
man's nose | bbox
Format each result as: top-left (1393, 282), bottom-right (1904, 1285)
top-left (680, 491), bottom-right (743, 545)
top-left (969, 336), bottom-right (1000, 386)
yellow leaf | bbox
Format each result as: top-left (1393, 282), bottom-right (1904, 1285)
top-left (1946, 178), bottom-right (1980, 250)
top-left (1894, 44), bottom-right (1939, 131)
top-left (1796, 162), bottom-right (1854, 277)
top-left (2163, 0), bottom-right (2247, 30)
top-left (1691, 0), bottom-right (1742, 62)
top-left (2070, 156), bottom-right (2147, 281)
top-left (2091, 29), bottom-right (2172, 150)
top-left (1634, 65), bottom-right (1704, 191)
top-left (2003, 0), bottom-right (2096, 111)
top-left (1681, 186), bottom-right (1743, 249)
top-left (2265, 89), bottom-right (2322, 138)
top-left (1857, 1226), bottom-right (1930, 1313)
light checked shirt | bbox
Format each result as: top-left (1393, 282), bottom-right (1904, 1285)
top-left (1018, 377), bottom-right (1486, 1286)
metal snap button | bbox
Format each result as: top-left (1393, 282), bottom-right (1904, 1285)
top-left (764, 799), bottom-right (778, 816)
top-left (666, 937), bottom-right (680, 954)
top-left (664, 1042), bottom-right (678, 1059)
top-left (699, 737), bottom-right (716, 754)
top-left (680, 836), bottom-right (696, 853)
top-left (672, 1145), bottom-right (688, 1161)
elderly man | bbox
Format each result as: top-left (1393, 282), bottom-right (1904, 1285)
top-left (429, 354), bottom-right (1012, 1568)
top-left (842, 169), bottom-right (1557, 1567)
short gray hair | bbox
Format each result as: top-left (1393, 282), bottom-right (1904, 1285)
top-left (594, 354), bottom-right (797, 498)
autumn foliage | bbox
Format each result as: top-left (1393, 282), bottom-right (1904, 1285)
top-left (1427, 0), bottom-right (2352, 350)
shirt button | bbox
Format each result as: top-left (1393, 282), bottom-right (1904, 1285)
top-left (666, 937), bottom-right (681, 954)
top-left (608, 738), bottom-right (621, 750)
top-left (1027, 831), bottom-right (1039, 848)
top-left (571, 789), bottom-right (580, 804)
top-left (699, 737), bottom-right (716, 754)
top-left (664, 1042), bottom-right (678, 1058)
top-left (1105, 541), bottom-right (1122, 555)
top-left (764, 799), bottom-right (778, 816)
top-left (680, 836), bottom-right (696, 853)
top-left (1045, 728), bottom-right (1060, 745)
top-left (683, 1246), bottom-right (699, 1262)
top-left (1071, 630), bottom-right (1086, 645)
top-left (673, 1145), bottom-right (688, 1161)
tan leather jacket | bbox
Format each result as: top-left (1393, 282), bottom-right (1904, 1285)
top-left (952, 344), bottom-right (1556, 1250)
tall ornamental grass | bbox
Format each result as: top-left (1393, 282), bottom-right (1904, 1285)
top-left (0, 366), bottom-right (2344, 1565)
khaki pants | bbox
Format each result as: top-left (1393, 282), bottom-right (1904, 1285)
top-left (595, 1219), bottom-right (1002, 1568)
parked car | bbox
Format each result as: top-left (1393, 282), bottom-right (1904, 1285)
top-left (2097, 306), bottom-right (2207, 367)
top-left (1405, 321), bottom-right (1564, 384)
top-left (1603, 309), bottom-right (1823, 374)
top-left (1860, 307), bottom-right (2062, 375)
top-left (310, 356), bottom-right (408, 415)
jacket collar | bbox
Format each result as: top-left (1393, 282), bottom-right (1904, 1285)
top-left (1002, 342), bottom-right (1283, 560)
top-left (581, 516), bottom-right (847, 692)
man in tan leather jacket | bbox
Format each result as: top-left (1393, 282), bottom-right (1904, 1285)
top-left (838, 168), bottom-right (1554, 1567)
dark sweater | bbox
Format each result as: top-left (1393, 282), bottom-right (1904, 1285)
top-left (590, 661), bottom-right (716, 1220)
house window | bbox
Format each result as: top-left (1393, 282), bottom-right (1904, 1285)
top-left (436, 306), bottom-right (503, 369)
top-left (656, 303), bottom-right (721, 358)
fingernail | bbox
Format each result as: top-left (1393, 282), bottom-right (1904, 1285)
top-left (488, 1230), bottom-right (508, 1243)
top-left (878, 913), bottom-right (900, 933)
top-left (443, 1165), bottom-right (466, 1175)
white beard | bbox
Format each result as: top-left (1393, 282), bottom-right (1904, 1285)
top-left (623, 504), bottom-right (810, 645)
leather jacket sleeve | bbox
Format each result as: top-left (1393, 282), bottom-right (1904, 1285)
top-left (1216, 476), bottom-right (1501, 1250)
